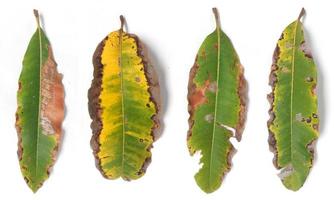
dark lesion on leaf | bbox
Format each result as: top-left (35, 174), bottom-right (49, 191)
top-left (188, 79), bottom-right (210, 112)
top-left (16, 81), bottom-right (23, 161)
top-left (299, 40), bottom-right (313, 59)
top-left (236, 63), bottom-right (247, 142)
top-left (201, 50), bottom-right (207, 59)
top-left (187, 56), bottom-right (202, 143)
top-left (267, 39), bottom-right (281, 169)
top-left (15, 110), bottom-right (23, 161)
top-left (307, 139), bottom-right (317, 166)
top-left (88, 35), bottom-right (108, 177)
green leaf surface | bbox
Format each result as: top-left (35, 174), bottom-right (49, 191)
top-left (187, 8), bottom-right (246, 193)
top-left (268, 8), bottom-right (318, 191)
top-left (16, 10), bottom-right (64, 192)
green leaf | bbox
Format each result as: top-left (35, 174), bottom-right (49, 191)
top-left (88, 16), bottom-right (161, 180)
top-left (15, 10), bottom-right (65, 192)
top-left (187, 8), bottom-right (246, 193)
top-left (268, 8), bottom-right (319, 191)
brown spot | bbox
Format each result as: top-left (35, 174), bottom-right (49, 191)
top-left (235, 63), bottom-right (247, 142)
top-left (312, 124), bottom-right (319, 131)
top-left (267, 93), bottom-right (274, 104)
top-left (312, 113), bottom-right (318, 118)
top-left (285, 42), bottom-right (293, 49)
top-left (268, 132), bottom-right (279, 169)
top-left (15, 111), bottom-right (23, 161)
top-left (307, 139), bottom-right (317, 165)
top-left (278, 164), bottom-right (294, 180)
top-left (306, 77), bottom-right (314, 82)
top-left (281, 67), bottom-right (290, 73)
top-left (188, 79), bottom-right (210, 110)
top-left (214, 43), bottom-right (219, 50)
top-left (225, 145), bottom-right (236, 173)
top-left (306, 117), bottom-right (312, 123)
top-left (201, 50), bottom-right (206, 59)
top-left (295, 113), bottom-right (303, 122)
top-left (311, 82), bottom-right (316, 95)
top-left (18, 81), bottom-right (22, 91)
top-left (300, 41), bottom-right (313, 59)
top-left (208, 81), bottom-right (217, 93)
top-left (135, 76), bottom-right (141, 82)
top-left (204, 114), bottom-right (214, 123)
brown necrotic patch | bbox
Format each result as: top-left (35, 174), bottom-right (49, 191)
top-left (88, 35), bottom-right (107, 175)
top-left (40, 46), bottom-right (64, 138)
top-left (267, 41), bottom-right (281, 169)
top-left (189, 80), bottom-right (210, 110)
top-left (187, 57), bottom-right (200, 142)
top-left (236, 63), bottom-right (247, 142)
top-left (299, 41), bottom-right (313, 59)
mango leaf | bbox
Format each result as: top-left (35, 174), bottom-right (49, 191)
top-left (187, 8), bottom-right (246, 193)
top-left (268, 8), bottom-right (318, 191)
top-left (15, 10), bottom-right (65, 192)
top-left (88, 16), bottom-right (161, 180)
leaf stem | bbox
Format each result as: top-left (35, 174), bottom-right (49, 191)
top-left (298, 8), bottom-right (306, 21)
top-left (212, 7), bottom-right (221, 29)
top-left (120, 15), bottom-right (125, 31)
top-left (33, 9), bottom-right (40, 28)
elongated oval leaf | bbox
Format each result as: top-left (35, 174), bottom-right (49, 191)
top-left (88, 16), bottom-right (161, 180)
top-left (187, 8), bottom-right (246, 193)
top-left (267, 8), bottom-right (318, 191)
top-left (15, 10), bottom-right (65, 192)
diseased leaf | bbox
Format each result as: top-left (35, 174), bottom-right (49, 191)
top-left (268, 8), bottom-right (318, 191)
top-left (187, 8), bottom-right (246, 193)
top-left (15, 10), bottom-right (65, 192)
top-left (88, 16), bottom-right (161, 180)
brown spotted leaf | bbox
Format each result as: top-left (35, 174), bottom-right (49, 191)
top-left (187, 8), bottom-right (246, 193)
top-left (268, 8), bottom-right (318, 191)
top-left (16, 10), bottom-right (64, 192)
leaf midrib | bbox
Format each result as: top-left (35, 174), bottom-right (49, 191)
top-left (35, 25), bottom-right (43, 177)
top-left (208, 26), bottom-right (221, 189)
top-left (289, 21), bottom-right (299, 164)
top-left (118, 29), bottom-right (126, 175)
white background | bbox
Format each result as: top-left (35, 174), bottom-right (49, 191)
top-left (0, 0), bottom-right (333, 199)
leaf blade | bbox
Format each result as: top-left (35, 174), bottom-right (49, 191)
top-left (16, 10), bottom-right (64, 192)
top-left (88, 16), bottom-right (161, 180)
top-left (268, 9), bottom-right (318, 191)
top-left (187, 8), bottom-right (246, 193)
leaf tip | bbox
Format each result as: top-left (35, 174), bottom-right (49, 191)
top-left (28, 182), bottom-right (41, 193)
top-left (298, 7), bottom-right (306, 21)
